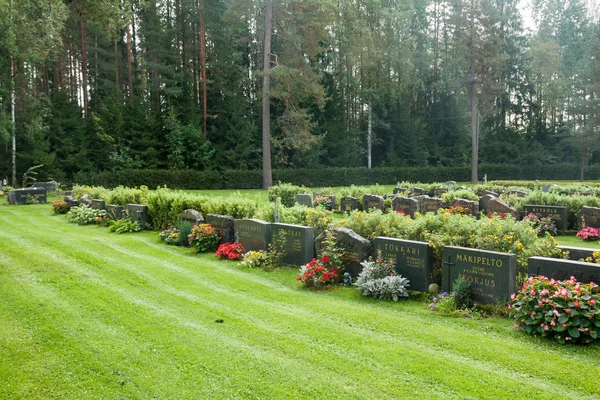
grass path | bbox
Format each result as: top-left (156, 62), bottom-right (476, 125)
top-left (1, 204), bottom-right (600, 399)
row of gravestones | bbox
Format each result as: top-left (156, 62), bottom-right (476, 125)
top-left (5, 182), bottom-right (58, 205)
top-left (213, 216), bottom-right (600, 305)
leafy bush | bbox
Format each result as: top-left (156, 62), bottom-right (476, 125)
top-left (268, 182), bottom-right (308, 207)
top-left (104, 185), bottom-right (149, 206)
top-left (52, 200), bottom-right (70, 215)
top-left (215, 242), bottom-right (245, 260)
top-left (338, 210), bottom-right (413, 241)
top-left (108, 219), bottom-right (141, 234)
top-left (523, 213), bottom-right (557, 236)
top-left (241, 250), bottom-right (268, 268)
top-left (189, 224), bottom-right (220, 253)
top-left (66, 205), bottom-right (107, 225)
top-left (509, 276), bottom-right (600, 345)
top-left (356, 259), bottom-right (409, 301)
top-left (313, 195), bottom-right (333, 210)
top-left (73, 185), bottom-right (108, 201)
top-left (178, 221), bottom-right (192, 247)
top-left (442, 189), bottom-right (479, 203)
top-left (304, 207), bottom-right (334, 237)
top-left (297, 255), bottom-right (340, 290)
top-left (576, 227), bottom-right (600, 241)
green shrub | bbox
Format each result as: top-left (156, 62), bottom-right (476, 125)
top-left (356, 258), bottom-right (410, 301)
top-left (441, 189), bottom-right (479, 203)
top-left (52, 200), bottom-right (70, 215)
top-left (241, 250), bottom-right (268, 268)
top-left (189, 224), bottom-right (220, 253)
top-left (268, 182), bottom-right (308, 207)
top-left (73, 185), bottom-right (109, 200)
top-left (338, 210), bottom-right (413, 240)
top-left (66, 205), bottom-right (106, 225)
top-left (108, 219), bottom-right (141, 234)
top-left (304, 208), bottom-right (334, 237)
top-left (509, 276), bottom-right (600, 345)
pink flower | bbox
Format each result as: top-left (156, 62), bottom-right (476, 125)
top-left (565, 308), bottom-right (571, 313)
top-left (590, 299), bottom-right (596, 306)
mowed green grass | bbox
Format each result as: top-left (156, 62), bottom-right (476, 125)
top-left (1, 205), bottom-right (600, 399)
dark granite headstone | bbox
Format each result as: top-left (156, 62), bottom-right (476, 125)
top-left (374, 237), bottom-right (433, 292)
top-left (340, 197), bottom-right (359, 213)
top-left (577, 206), bottom-right (600, 230)
top-left (64, 195), bottom-right (79, 209)
top-left (486, 197), bottom-right (518, 219)
top-left (412, 195), bottom-right (430, 213)
top-left (393, 187), bottom-right (409, 195)
top-left (450, 198), bottom-right (479, 216)
top-left (523, 205), bottom-right (569, 231)
top-left (234, 219), bottom-right (272, 252)
top-left (127, 204), bottom-right (149, 228)
top-left (7, 188), bottom-right (47, 205)
top-left (32, 181), bottom-right (57, 192)
top-left (315, 228), bottom-right (371, 277)
top-left (479, 194), bottom-right (495, 215)
top-left (528, 257), bottom-right (600, 284)
top-left (481, 190), bottom-right (499, 197)
top-left (410, 187), bottom-right (426, 196)
top-left (272, 223), bottom-right (314, 265)
top-left (295, 194), bottom-right (312, 207)
top-left (421, 197), bottom-right (446, 214)
top-left (206, 214), bottom-right (235, 243)
top-left (362, 194), bottom-right (385, 212)
top-left (91, 199), bottom-right (106, 210)
top-left (433, 188), bottom-right (448, 197)
top-left (106, 204), bottom-right (123, 220)
top-left (442, 246), bottom-right (517, 304)
top-left (392, 196), bottom-right (420, 217)
top-left (179, 209), bottom-right (204, 227)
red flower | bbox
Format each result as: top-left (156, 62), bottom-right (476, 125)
top-left (322, 255), bottom-right (330, 263)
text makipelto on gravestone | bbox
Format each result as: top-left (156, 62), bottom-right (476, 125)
top-left (523, 205), bottom-right (569, 231)
top-left (206, 214), bottom-right (235, 243)
top-left (374, 237), bottom-right (433, 292)
top-left (442, 246), bottom-right (516, 304)
top-left (272, 223), bottom-right (314, 265)
top-left (234, 219), bottom-right (272, 252)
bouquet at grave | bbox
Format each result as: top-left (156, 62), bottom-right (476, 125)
top-left (313, 195), bottom-right (333, 210)
top-left (296, 255), bottom-right (339, 290)
top-left (576, 227), bottom-right (600, 242)
top-left (356, 258), bottom-right (410, 302)
top-left (215, 242), bottom-right (246, 260)
top-left (159, 223), bottom-right (181, 246)
top-left (509, 275), bottom-right (600, 345)
top-left (189, 223), bottom-right (220, 253)
top-left (523, 213), bottom-right (557, 236)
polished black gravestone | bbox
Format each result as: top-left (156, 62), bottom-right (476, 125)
top-left (528, 257), bottom-right (600, 284)
top-left (234, 219), bottom-right (272, 252)
top-left (362, 194), bottom-right (384, 212)
top-left (450, 198), bottom-right (479, 216)
top-left (523, 205), bottom-right (569, 231)
top-left (442, 246), bottom-right (516, 304)
top-left (7, 188), bottom-right (47, 205)
top-left (272, 223), bottom-right (314, 265)
top-left (315, 228), bottom-right (371, 277)
top-left (206, 214), bottom-right (235, 243)
top-left (91, 199), bottom-right (106, 210)
top-left (577, 206), bottom-right (600, 230)
top-left (374, 237), bottom-right (433, 292)
top-left (106, 204), bottom-right (124, 220)
top-left (421, 197), bottom-right (446, 214)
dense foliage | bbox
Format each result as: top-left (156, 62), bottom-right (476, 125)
top-left (2, 1), bottom-right (600, 186)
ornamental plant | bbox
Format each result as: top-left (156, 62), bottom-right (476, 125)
top-left (446, 205), bottom-right (471, 216)
top-left (159, 223), bottom-right (181, 246)
top-left (509, 276), bottom-right (600, 345)
top-left (576, 227), bottom-right (600, 242)
top-left (296, 255), bottom-right (340, 290)
top-left (52, 200), bottom-right (69, 215)
top-left (522, 213), bottom-right (557, 236)
top-left (66, 205), bottom-right (107, 225)
top-left (313, 195), bottom-right (333, 210)
top-left (189, 223), bottom-right (220, 253)
top-left (108, 219), bottom-right (141, 234)
top-left (215, 242), bottom-right (245, 260)
top-left (356, 258), bottom-right (409, 301)
top-left (428, 277), bottom-right (481, 318)
top-left (241, 250), bottom-right (268, 268)
top-left (583, 251), bottom-right (600, 264)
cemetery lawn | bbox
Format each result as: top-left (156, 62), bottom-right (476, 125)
top-left (555, 235), bottom-right (600, 249)
top-left (1, 205), bottom-right (600, 400)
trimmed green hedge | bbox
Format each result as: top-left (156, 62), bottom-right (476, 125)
top-left (74, 164), bottom-right (600, 189)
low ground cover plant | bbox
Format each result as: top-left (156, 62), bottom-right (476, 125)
top-left (577, 227), bottom-right (600, 241)
top-left (356, 258), bottom-right (410, 301)
top-left (108, 219), bottom-right (141, 233)
top-left (189, 223), bottom-right (220, 253)
top-left (215, 242), bottom-right (245, 260)
top-left (509, 276), bottom-right (600, 345)
top-left (429, 277), bottom-right (481, 319)
top-left (67, 205), bottom-right (107, 225)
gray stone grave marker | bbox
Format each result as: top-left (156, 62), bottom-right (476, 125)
top-left (179, 209), bottom-right (204, 228)
top-left (315, 228), bottom-right (371, 277)
top-left (340, 197), bottom-right (359, 213)
top-left (106, 204), bottom-right (123, 220)
top-left (8, 188), bottom-right (47, 205)
top-left (393, 187), bottom-right (409, 195)
top-left (523, 205), bottom-right (569, 231)
top-left (433, 188), bottom-right (448, 197)
top-left (411, 187), bottom-right (426, 196)
top-left (486, 197), bottom-right (518, 219)
top-left (91, 199), bottom-right (105, 210)
top-left (528, 257), bottom-right (600, 284)
top-left (64, 195), bottom-right (79, 209)
top-left (127, 204), bottom-right (149, 228)
top-left (206, 214), bottom-right (235, 243)
top-left (272, 223), bottom-right (314, 265)
top-left (421, 197), bottom-right (446, 214)
top-left (392, 196), bottom-right (419, 217)
top-left (32, 181), bottom-right (57, 192)
top-left (295, 193), bottom-right (312, 207)
top-left (234, 219), bottom-right (272, 252)
top-left (442, 246), bottom-right (516, 304)
top-left (450, 198), bottom-right (479, 216)
top-left (362, 194), bottom-right (384, 212)
top-left (479, 194), bottom-right (495, 215)
top-left (374, 237), bottom-right (433, 292)
top-left (577, 206), bottom-right (600, 230)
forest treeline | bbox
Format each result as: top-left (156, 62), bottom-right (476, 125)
top-left (0, 0), bottom-right (599, 185)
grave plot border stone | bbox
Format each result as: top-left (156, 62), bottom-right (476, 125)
top-left (442, 246), bottom-right (516, 304)
top-left (374, 237), bottom-right (433, 292)
top-left (272, 223), bottom-right (315, 265)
